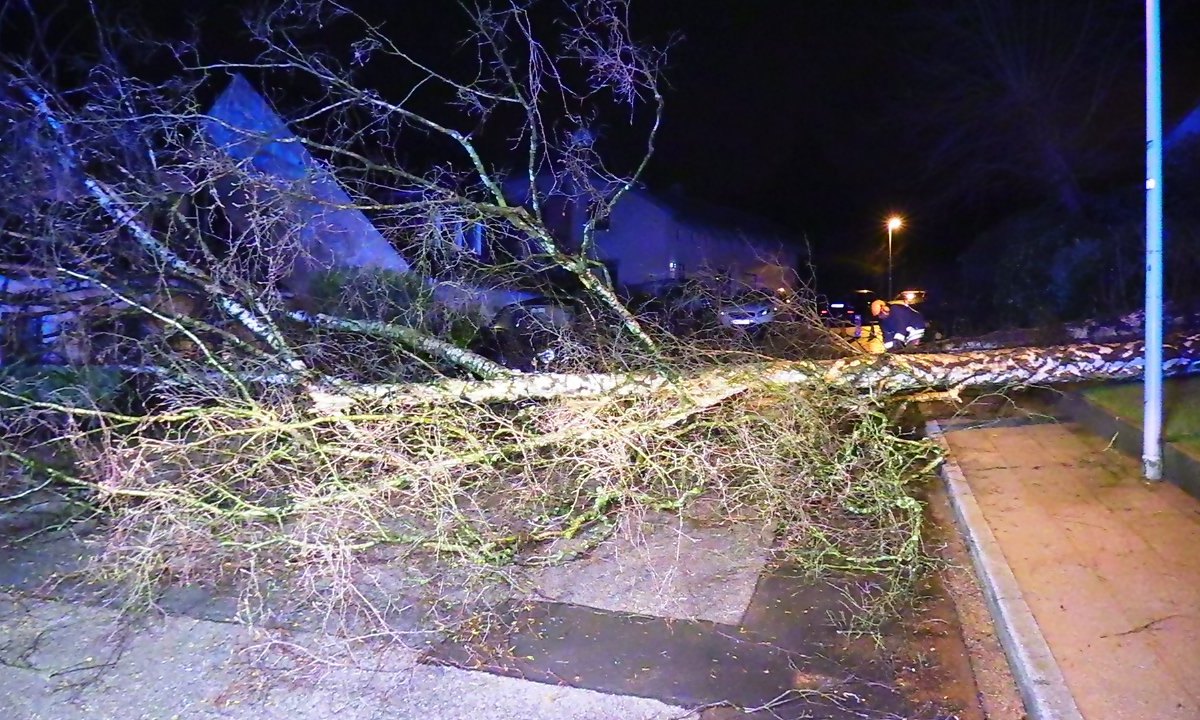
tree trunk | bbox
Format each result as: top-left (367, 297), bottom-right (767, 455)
top-left (797, 332), bottom-right (1200, 393)
top-left (307, 332), bottom-right (1200, 412)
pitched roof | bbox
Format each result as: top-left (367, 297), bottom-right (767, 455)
top-left (1166, 98), bottom-right (1200, 153)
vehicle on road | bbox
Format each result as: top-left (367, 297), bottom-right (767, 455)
top-left (819, 289), bottom-right (876, 328)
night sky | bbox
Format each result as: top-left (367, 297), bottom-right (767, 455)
top-left (8, 0), bottom-right (1200, 294)
top-left (630, 1), bottom-right (1200, 289)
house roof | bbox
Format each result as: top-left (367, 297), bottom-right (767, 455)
top-left (647, 192), bottom-right (794, 248)
top-left (502, 169), bottom-right (798, 251)
top-left (1166, 97), bottom-right (1200, 153)
top-left (204, 74), bottom-right (412, 280)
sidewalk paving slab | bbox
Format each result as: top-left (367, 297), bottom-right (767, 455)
top-left (0, 593), bottom-right (694, 720)
top-left (931, 415), bottom-right (1200, 720)
top-left (527, 513), bottom-right (772, 625)
top-left (1058, 391), bottom-right (1200, 500)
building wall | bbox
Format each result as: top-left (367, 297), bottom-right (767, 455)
top-left (590, 193), bottom-right (676, 287)
top-left (593, 192), bottom-right (798, 292)
top-left (501, 175), bottom-right (799, 293)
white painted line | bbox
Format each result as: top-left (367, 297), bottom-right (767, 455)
top-left (926, 420), bottom-right (1084, 720)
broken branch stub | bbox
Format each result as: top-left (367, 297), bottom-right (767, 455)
top-left (286, 310), bottom-right (513, 380)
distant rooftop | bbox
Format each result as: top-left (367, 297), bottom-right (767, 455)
top-left (649, 192), bottom-right (794, 244)
top-left (1166, 98), bottom-right (1200, 153)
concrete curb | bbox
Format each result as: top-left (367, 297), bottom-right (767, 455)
top-left (926, 420), bottom-right (1084, 720)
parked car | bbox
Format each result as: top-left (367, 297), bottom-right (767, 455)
top-left (818, 297), bottom-right (862, 328)
top-left (627, 280), bottom-right (715, 334)
top-left (475, 295), bottom-right (581, 370)
top-left (820, 290), bottom-right (876, 325)
top-left (714, 289), bottom-right (778, 328)
top-left (628, 282), bottom-right (783, 334)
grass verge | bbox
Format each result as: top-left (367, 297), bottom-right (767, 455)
top-left (1081, 377), bottom-right (1200, 455)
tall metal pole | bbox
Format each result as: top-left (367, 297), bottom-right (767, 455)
top-left (1143, 0), bottom-right (1164, 481)
top-left (887, 225), bottom-right (893, 299)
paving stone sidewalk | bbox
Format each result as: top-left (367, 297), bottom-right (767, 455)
top-left (0, 592), bottom-right (693, 720)
top-left (0, 503), bottom-right (993, 720)
top-left (0, 515), bottom-right (762, 720)
top-left (934, 415), bottom-right (1200, 720)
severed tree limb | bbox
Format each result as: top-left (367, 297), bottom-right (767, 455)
top-left (285, 310), bottom-right (514, 380)
top-left (306, 366), bottom-right (675, 414)
top-left (306, 332), bottom-right (1200, 412)
top-left (889, 386), bottom-right (967, 405)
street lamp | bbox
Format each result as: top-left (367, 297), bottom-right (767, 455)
top-left (886, 215), bottom-right (903, 299)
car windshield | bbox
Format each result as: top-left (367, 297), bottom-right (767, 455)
top-left (729, 290), bottom-right (772, 304)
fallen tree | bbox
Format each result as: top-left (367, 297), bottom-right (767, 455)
top-left (0, 0), bottom-right (1191, 652)
top-left (809, 331), bottom-right (1200, 392)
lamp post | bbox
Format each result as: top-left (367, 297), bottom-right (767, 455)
top-left (1144, 0), bottom-right (1164, 480)
top-left (886, 216), bottom-right (903, 299)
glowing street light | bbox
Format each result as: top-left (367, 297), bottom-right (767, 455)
top-left (886, 215), bottom-right (903, 299)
